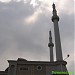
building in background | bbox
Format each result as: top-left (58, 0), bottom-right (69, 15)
top-left (0, 3), bottom-right (69, 75)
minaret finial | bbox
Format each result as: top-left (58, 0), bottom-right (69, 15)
top-left (52, 3), bottom-right (59, 22)
top-left (49, 31), bottom-right (52, 40)
top-left (52, 3), bottom-right (55, 10)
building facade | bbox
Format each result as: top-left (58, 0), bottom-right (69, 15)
top-left (0, 3), bottom-right (69, 75)
top-left (0, 58), bottom-right (68, 75)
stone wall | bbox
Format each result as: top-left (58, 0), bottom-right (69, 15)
top-left (0, 71), bottom-right (8, 75)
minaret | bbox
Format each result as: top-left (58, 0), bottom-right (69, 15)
top-left (52, 3), bottom-right (63, 61)
top-left (48, 31), bottom-right (54, 62)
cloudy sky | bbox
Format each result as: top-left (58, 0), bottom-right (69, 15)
top-left (0, 0), bottom-right (74, 74)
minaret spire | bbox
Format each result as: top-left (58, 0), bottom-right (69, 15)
top-left (48, 30), bottom-right (54, 62)
top-left (52, 3), bottom-right (63, 61)
top-left (53, 3), bottom-right (55, 10)
top-left (52, 3), bottom-right (59, 21)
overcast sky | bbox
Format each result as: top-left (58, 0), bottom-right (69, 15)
top-left (0, 0), bottom-right (74, 74)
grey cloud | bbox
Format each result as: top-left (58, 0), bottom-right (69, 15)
top-left (0, 1), bottom-right (34, 52)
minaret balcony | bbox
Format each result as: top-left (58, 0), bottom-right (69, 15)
top-left (48, 43), bottom-right (54, 47)
top-left (52, 15), bottom-right (59, 22)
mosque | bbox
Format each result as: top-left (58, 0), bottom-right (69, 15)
top-left (0, 3), bottom-right (69, 75)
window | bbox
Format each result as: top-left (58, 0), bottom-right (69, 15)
top-left (37, 65), bottom-right (42, 70)
top-left (20, 67), bottom-right (28, 70)
top-left (11, 65), bottom-right (14, 67)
